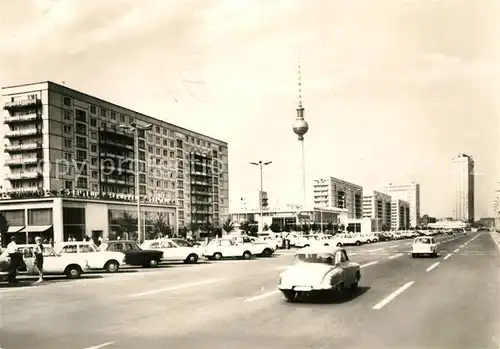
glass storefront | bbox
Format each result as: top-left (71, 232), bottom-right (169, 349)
top-left (63, 207), bottom-right (85, 241)
top-left (108, 207), bottom-right (175, 240)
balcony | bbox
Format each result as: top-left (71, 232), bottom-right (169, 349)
top-left (6, 171), bottom-right (42, 180)
top-left (100, 152), bottom-right (127, 160)
top-left (4, 98), bottom-right (42, 110)
top-left (101, 177), bottom-right (134, 186)
top-left (191, 190), bottom-right (212, 196)
top-left (100, 138), bottom-right (134, 151)
top-left (5, 186), bottom-right (41, 194)
top-left (190, 170), bottom-right (212, 177)
top-left (5, 129), bottom-right (42, 138)
top-left (5, 143), bottom-right (42, 153)
top-left (5, 157), bottom-right (40, 167)
top-left (190, 180), bottom-right (212, 187)
top-left (193, 200), bottom-right (212, 206)
top-left (4, 113), bottom-right (42, 124)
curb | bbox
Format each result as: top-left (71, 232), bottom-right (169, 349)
top-left (489, 232), bottom-right (500, 251)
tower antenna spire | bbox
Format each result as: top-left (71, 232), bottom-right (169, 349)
top-left (297, 55), bottom-right (303, 108)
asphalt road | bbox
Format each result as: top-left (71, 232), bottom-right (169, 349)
top-left (0, 231), bottom-right (499, 349)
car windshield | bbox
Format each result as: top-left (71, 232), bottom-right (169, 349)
top-left (292, 253), bottom-right (334, 265)
top-left (416, 238), bottom-right (431, 244)
top-left (171, 239), bottom-right (192, 247)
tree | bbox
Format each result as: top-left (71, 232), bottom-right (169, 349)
top-left (301, 224), bottom-right (311, 233)
top-left (248, 220), bottom-right (259, 235)
top-left (116, 212), bottom-right (137, 239)
top-left (326, 222), bottom-right (334, 233)
top-left (240, 220), bottom-right (250, 233)
top-left (339, 224), bottom-right (345, 232)
top-left (269, 223), bottom-right (281, 233)
top-left (152, 213), bottom-right (171, 238)
top-left (201, 219), bottom-right (213, 236)
top-left (311, 222), bottom-right (319, 232)
top-left (0, 211), bottom-right (9, 248)
top-left (222, 219), bottom-right (234, 233)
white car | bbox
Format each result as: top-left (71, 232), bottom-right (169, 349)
top-left (19, 245), bottom-right (91, 279)
top-left (411, 237), bottom-right (439, 258)
top-left (141, 238), bottom-right (204, 263)
top-left (232, 236), bottom-right (275, 257)
top-left (203, 238), bottom-right (252, 260)
top-left (58, 241), bottom-right (126, 272)
top-left (336, 234), bottom-right (363, 246)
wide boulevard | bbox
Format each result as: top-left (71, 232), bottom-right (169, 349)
top-left (1, 231), bottom-right (499, 349)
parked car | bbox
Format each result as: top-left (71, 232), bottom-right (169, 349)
top-left (18, 245), bottom-right (90, 279)
top-left (141, 238), bottom-right (204, 264)
top-left (231, 236), bottom-right (275, 257)
top-left (411, 236), bottom-right (439, 258)
top-left (203, 238), bottom-right (252, 260)
top-left (335, 234), bottom-right (363, 246)
top-left (278, 246), bottom-right (361, 302)
top-left (100, 240), bottom-right (163, 268)
top-left (58, 241), bottom-right (126, 272)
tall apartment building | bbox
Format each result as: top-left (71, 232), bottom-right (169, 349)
top-left (452, 153), bottom-right (474, 222)
top-left (362, 190), bottom-right (392, 230)
top-left (0, 81), bottom-right (228, 245)
top-left (390, 199), bottom-right (410, 230)
top-left (384, 182), bottom-right (420, 227)
top-left (313, 177), bottom-right (363, 219)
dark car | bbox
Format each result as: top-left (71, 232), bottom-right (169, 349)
top-left (101, 240), bottom-right (163, 268)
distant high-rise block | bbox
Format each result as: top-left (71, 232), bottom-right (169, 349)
top-left (384, 182), bottom-right (420, 228)
top-left (452, 153), bottom-right (474, 222)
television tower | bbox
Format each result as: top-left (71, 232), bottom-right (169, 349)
top-left (292, 56), bottom-right (309, 209)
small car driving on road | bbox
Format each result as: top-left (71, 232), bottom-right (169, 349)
top-left (141, 238), bottom-right (204, 264)
top-left (411, 236), bottom-right (439, 258)
top-left (203, 238), bottom-right (253, 260)
top-left (278, 246), bottom-right (361, 302)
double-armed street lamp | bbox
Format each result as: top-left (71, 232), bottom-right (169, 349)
top-left (250, 161), bottom-right (272, 232)
top-left (119, 123), bottom-right (153, 242)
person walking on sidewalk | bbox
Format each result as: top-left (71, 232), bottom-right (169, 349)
top-left (33, 236), bottom-right (44, 283)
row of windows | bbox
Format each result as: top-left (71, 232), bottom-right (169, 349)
top-left (61, 97), bottom-right (225, 152)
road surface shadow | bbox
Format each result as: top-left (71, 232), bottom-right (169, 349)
top-left (0, 274), bottom-right (104, 287)
top-left (289, 286), bottom-right (371, 305)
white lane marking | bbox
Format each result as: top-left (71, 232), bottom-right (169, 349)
top-left (83, 342), bottom-right (116, 349)
top-left (389, 245), bottom-right (400, 249)
top-left (453, 248), bottom-right (459, 253)
top-left (245, 289), bottom-right (280, 302)
top-left (367, 248), bottom-right (384, 252)
top-left (373, 281), bottom-right (415, 310)
top-left (443, 253), bottom-right (452, 260)
top-left (127, 278), bottom-right (224, 298)
top-left (360, 261), bottom-right (378, 268)
top-left (388, 253), bottom-right (404, 260)
top-left (426, 262), bottom-right (440, 272)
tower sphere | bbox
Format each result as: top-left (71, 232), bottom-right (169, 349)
top-left (293, 118), bottom-right (309, 141)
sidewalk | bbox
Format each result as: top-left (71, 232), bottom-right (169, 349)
top-left (489, 231), bottom-right (500, 251)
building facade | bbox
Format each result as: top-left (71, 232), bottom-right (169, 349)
top-left (452, 153), bottom-right (474, 222)
top-left (362, 190), bottom-right (392, 231)
top-left (313, 177), bottom-right (363, 219)
top-left (390, 199), bottom-right (410, 230)
top-left (384, 182), bottom-right (420, 228)
top-left (1, 81), bottom-right (228, 243)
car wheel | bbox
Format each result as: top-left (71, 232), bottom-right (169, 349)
top-left (242, 251), bottom-right (252, 259)
top-left (324, 243), bottom-right (329, 247)
top-left (336, 243), bottom-right (343, 247)
top-left (366, 240), bottom-right (371, 244)
top-left (213, 253), bottom-right (222, 260)
top-left (262, 248), bottom-right (273, 257)
top-left (65, 265), bottom-right (82, 279)
top-left (185, 253), bottom-right (199, 264)
top-left (304, 244), bottom-right (310, 247)
top-left (355, 241), bottom-right (362, 246)
top-left (148, 259), bottom-right (159, 268)
top-left (283, 290), bottom-right (297, 302)
top-left (104, 260), bottom-right (119, 273)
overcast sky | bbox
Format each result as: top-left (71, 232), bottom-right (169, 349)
top-left (0, 0), bottom-right (498, 218)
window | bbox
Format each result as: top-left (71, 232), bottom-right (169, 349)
top-left (110, 112), bottom-right (116, 120)
top-left (163, 129), bottom-right (167, 135)
top-left (91, 157), bottom-right (97, 166)
top-left (170, 151), bottom-right (174, 158)
top-left (138, 139), bottom-right (145, 149)
top-left (139, 151), bottom-right (145, 161)
top-left (156, 137), bottom-right (160, 144)
top-left (148, 146), bottom-right (153, 152)
top-left (76, 150), bottom-right (87, 161)
top-left (62, 245), bottom-right (77, 253)
top-left (79, 245), bottom-right (94, 253)
top-left (163, 150), bottom-right (168, 156)
top-left (138, 129), bottom-right (145, 138)
top-left (90, 144), bottom-right (97, 153)
top-left (75, 123), bottom-right (87, 135)
top-left (155, 148), bottom-right (160, 155)
top-left (170, 140), bottom-right (174, 147)
top-left (64, 153), bottom-right (72, 161)
top-left (163, 139), bottom-right (168, 146)
top-left (119, 115), bottom-right (125, 122)
top-left (100, 122), bottom-right (106, 129)
top-left (65, 181), bottom-right (73, 189)
top-left (64, 139), bottom-right (72, 148)
top-left (76, 136), bottom-right (87, 149)
top-left (100, 108), bottom-right (106, 117)
top-left (155, 126), bottom-right (160, 133)
top-left (90, 131), bottom-right (97, 140)
top-left (176, 139), bottom-right (183, 148)
top-left (63, 125), bottom-right (72, 133)
top-left (91, 171), bottom-right (98, 179)
top-left (90, 105), bottom-right (96, 114)
top-left (76, 176), bottom-right (88, 188)
top-left (75, 109), bottom-right (86, 122)
top-left (63, 97), bottom-right (71, 106)
top-left (90, 118), bottom-right (97, 127)
top-left (63, 110), bottom-right (72, 120)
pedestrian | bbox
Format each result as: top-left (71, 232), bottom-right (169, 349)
top-left (33, 236), bottom-right (44, 283)
top-left (6, 236), bottom-right (19, 284)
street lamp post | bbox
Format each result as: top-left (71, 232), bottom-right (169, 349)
top-left (314, 179), bottom-right (327, 234)
top-left (250, 161), bottom-right (272, 233)
top-left (119, 123), bottom-right (153, 243)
